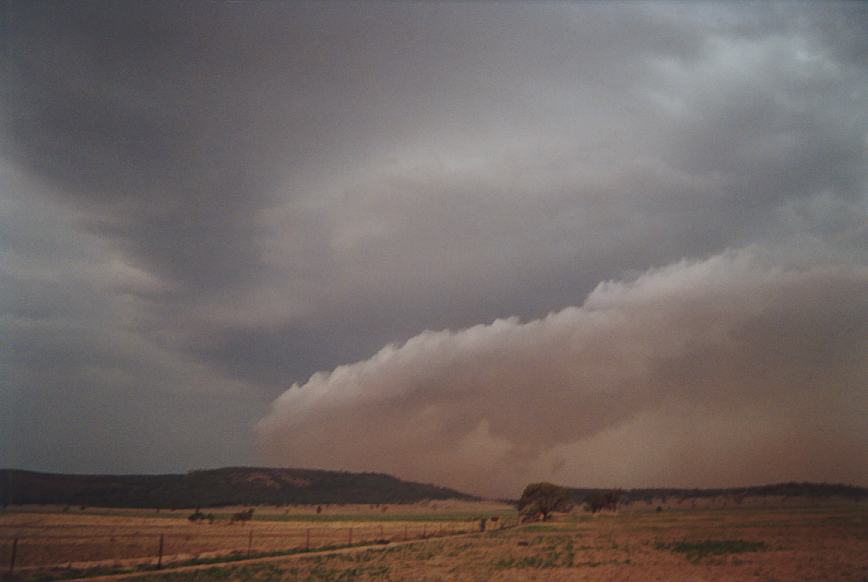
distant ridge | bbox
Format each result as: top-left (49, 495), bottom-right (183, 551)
top-left (0, 467), bottom-right (478, 508)
top-left (566, 482), bottom-right (868, 504)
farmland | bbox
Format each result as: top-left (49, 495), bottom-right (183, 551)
top-left (2, 499), bottom-right (866, 580)
top-left (0, 500), bottom-right (515, 578)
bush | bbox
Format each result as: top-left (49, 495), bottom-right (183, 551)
top-left (583, 490), bottom-right (622, 513)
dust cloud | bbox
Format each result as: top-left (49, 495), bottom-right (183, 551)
top-left (258, 250), bottom-right (867, 497)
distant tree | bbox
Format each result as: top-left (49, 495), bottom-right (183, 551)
top-left (230, 508), bottom-right (255, 524)
top-left (517, 482), bottom-right (573, 521)
top-left (583, 489), bottom-right (622, 513)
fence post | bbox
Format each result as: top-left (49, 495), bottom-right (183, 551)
top-left (247, 529), bottom-right (253, 557)
top-left (7, 537), bottom-right (18, 576)
top-left (157, 534), bottom-right (164, 568)
top-left (306, 528), bottom-right (310, 550)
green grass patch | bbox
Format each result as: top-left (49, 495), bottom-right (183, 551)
top-left (574, 559), bottom-right (630, 568)
top-left (493, 535), bottom-right (578, 569)
top-left (655, 539), bottom-right (767, 562)
top-left (520, 524), bottom-right (555, 532)
top-left (494, 555), bottom-right (559, 569)
top-left (249, 510), bottom-right (515, 523)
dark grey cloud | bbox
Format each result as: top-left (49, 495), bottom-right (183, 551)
top-left (2, 1), bottom-right (866, 486)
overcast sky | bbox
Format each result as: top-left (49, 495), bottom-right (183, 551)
top-left (2, 1), bottom-right (866, 497)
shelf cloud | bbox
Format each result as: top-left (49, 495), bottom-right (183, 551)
top-left (3, 1), bottom-right (866, 485)
top-left (258, 251), bottom-right (868, 496)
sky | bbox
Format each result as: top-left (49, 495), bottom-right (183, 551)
top-left (1, 1), bottom-right (866, 498)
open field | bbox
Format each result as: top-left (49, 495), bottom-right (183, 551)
top-left (58, 502), bottom-right (868, 581)
top-left (3, 500), bottom-right (867, 580)
top-left (0, 501), bottom-right (516, 578)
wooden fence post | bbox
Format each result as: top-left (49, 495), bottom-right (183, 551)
top-left (157, 534), bottom-right (164, 568)
top-left (8, 537), bottom-right (18, 575)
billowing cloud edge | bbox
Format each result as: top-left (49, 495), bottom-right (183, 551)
top-left (257, 248), bottom-right (867, 497)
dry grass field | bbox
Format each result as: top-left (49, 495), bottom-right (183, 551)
top-left (0, 500), bottom-right (515, 578)
top-left (2, 500), bottom-right (866, 581)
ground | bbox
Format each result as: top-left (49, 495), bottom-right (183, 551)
top-left (1, 500), bottom-right (866, 580)
top-left (0, 500), bottom-right (513, 576)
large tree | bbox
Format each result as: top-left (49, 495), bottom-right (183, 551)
top-left (517, 482), bottom-right (573, 521)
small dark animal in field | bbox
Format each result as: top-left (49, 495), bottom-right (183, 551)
top-left (189, 510), bottom-right (216, 524)
top-left (230, 508), bottom-right (255, 524)
top-left (189, 510), bottom-right (205, 522)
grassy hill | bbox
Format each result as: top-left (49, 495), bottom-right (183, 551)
top-left (0, 467), bottom-right (478, 508)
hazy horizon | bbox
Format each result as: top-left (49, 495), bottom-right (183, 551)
top-left (2, 1), bottom-right (866, 499)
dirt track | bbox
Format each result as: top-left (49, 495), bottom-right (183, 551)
top-left (65, 528), bottom-right (491, 581)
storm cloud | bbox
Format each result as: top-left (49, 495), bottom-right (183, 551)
top-left (258, 252), bottom-right (868, 497)
top-left (2, 1), bottom-right (866, 490)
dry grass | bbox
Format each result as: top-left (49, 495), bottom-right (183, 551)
top-left (0, 501), bottom-right (515, 574)
top-left (96, 501), bottom-right (868, 581)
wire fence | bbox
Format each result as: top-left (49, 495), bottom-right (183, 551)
top-left (1, 517), bottom-right (519, 575)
